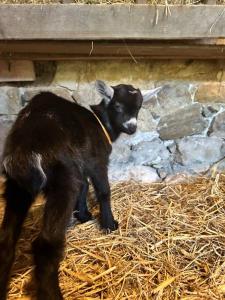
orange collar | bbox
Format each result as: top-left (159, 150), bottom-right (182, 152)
top-left (92, 112), bottom-right (112, 146)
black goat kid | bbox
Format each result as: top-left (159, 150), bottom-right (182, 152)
top-left (0, 80), bottom-right (161, 300)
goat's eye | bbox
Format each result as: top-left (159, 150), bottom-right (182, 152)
top-left (114, 103), bottom-right (123, 113)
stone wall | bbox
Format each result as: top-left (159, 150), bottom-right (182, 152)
top-left (1, 60), bottom-right (225, 182)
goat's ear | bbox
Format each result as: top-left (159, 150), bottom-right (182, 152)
top-left (141, 86), bottom-right (163, 103)
top-left (95, 80), bottom-right (114, 105)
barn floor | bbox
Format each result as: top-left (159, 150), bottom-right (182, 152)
top-left (0, 176), bottom-right (225, 300)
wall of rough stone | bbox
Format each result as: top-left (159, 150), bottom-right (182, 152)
top-left (1, 60), bottom-right (225, 182)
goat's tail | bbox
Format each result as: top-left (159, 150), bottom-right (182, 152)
top-left (2, 152), bottom-right (47, 196)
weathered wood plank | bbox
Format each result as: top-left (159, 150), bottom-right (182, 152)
top-left (0, 60), bottom-right (35, 82)
top-left (1, 40), bottom-right (225, 60)
top-left (204, 0), bottom-right (217, 3)
top-left (135, 0), bottom-right (148, 3)
top-left (0, 5), bottom-right (225, 40)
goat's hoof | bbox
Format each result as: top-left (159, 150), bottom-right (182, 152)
top-left (36, 288), bottom-right (63, 300)
top-left (74, 211), bottom-right (93, 223)
top-left (102, 219), bottom-right (119, 233)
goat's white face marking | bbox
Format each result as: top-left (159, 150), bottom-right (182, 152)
top-left (123, 117), bottom-right (137, 128)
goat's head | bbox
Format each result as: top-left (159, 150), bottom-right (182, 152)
top-left (92, 80), bottom-right (162, 136)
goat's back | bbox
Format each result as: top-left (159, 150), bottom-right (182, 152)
top-left (2, 92), bottom-right (110, 194)
top-left (4, 92), bottom-right (109, 156)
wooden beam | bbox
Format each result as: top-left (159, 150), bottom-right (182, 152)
top-left (0, 60), bottom-right (35, 82)
top-left (1, 40), bottom-right (225, 60)
top-left (0, 5), bottom-right (225, 40)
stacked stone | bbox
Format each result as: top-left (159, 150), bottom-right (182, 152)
top-left (1, 61), bottom-right (225, 182)
top-left (110, 82), bottom-right (225, 182)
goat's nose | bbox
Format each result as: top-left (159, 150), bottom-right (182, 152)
top-left (123, 118), bottom-right (137, 134)
top-left (127, 123), bottom-right (137, 134)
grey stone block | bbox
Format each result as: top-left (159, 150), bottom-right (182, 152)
top-left (109, 132), bottom-right (168, 182)
top-left (137, 107), bottom-right (158, 132)
top-left (177, 136), bottom-right (225, 172)
top-left (202, 104), bottom-right (221, 118)
top-left (157, 103), bottom-right (208, 140)
top-left (109, 140), bottom-right (132, 165)
top-left (0, 116), bottom-right (14, 157)
top-left (209, 110), bottom-right (225, 139)
top-left (0, 87), bottom-right (21, 114)
top-left (108, 164), bottom-right (160, 183)
top-left (20, 87), bottom-right (74, 105)
top-left (130, 138), bottom-right (171, 169)
top-left (195, 82), bottom-right (225, 103)
top-left (123, 131), bottom-right (159, 147)
top-left (150, 82), bottom-right (194, 117)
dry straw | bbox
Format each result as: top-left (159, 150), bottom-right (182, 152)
top-left (0, 174), bottom-right (225, 299)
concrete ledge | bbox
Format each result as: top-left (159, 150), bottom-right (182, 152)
top-left (0, 4), bottom-right (225, 40)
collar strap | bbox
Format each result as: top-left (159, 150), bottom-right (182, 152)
top-left (92, 112), bottom-right (112, 146)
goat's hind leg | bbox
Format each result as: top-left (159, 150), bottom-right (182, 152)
top-left (0, 178), bottom-right (34, 300)
top-left (33, 163), bottom-right (81, 300)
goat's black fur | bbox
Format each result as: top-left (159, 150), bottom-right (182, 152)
top-left (0, 81), bottom-right (144, 300)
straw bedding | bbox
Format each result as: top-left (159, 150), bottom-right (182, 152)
top-left (0, 175), bottom-right (225, 299)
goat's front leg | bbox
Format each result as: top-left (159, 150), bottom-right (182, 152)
top-left (73, 179), bottom-right (92, 223)
top-left (91, 167), bottom-right (118, 232)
